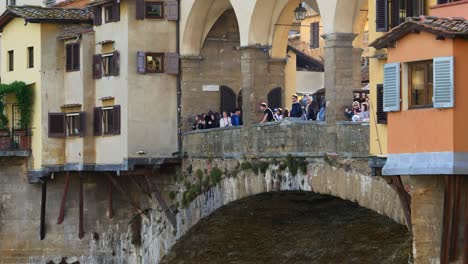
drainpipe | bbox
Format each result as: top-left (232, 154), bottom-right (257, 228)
top-left (176, 0), bottom-right (182, 155)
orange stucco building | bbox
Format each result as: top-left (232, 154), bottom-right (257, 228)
top-left (371, 12), bottom-right (468, 175)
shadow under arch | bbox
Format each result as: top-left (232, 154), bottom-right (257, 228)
top-left (161, 190), bottom-right (412, 263)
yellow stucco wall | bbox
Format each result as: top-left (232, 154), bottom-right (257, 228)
top-left (368, 0), bottom-right (438, 156)
top-left (1, 18), bottom-right (43, 169)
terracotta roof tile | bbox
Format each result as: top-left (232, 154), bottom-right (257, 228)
top-left (371, 16), bottom-right (468, 49)
top-left (6, 5), bottom-right (92, 22)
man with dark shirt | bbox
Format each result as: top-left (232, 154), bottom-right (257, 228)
top-left (259, 103), bottom-right (274, 124)
top-left (290, 94), bottom-right (303, 118)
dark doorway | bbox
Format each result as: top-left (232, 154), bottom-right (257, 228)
top-left (220, 86), bottom-right (237, 114)
top-left (268, 87), bottom-right (282, 109)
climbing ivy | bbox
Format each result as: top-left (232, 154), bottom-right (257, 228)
top-left (0, 81), bottom-right (33, 130)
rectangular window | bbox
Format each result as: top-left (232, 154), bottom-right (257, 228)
top-left (376, 84), bottom-right (387, 124)
top-left (95, 105), bottom-right (120, 136)
top-left (27, 47), bottom-right (34, 68)
top-left (409, 60), bottom-right (433, 108)
top-left (66, 43), bottom-right (80, 72)
top-left (145, 52), bottom-right (164, 73)
top-left (145, 2), bottom-right (164, 18)
top-left (377, 0), bottom-right (426, 32)
top-left (8, 50), bottom-right (13, 71)
top-left (102, 107), bottom-right (114, 135)
top-left (102, 53), bottom-right (115, 76)
top-left (104, 2), bottom-right (120, 23)
top-left (66, 113), bottom-right (81, 137)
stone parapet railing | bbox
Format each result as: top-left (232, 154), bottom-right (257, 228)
top-left (183, 118), bottom-right (369, 159)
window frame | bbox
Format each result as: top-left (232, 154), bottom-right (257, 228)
top-left (27, 47), bottom-right (34, 69)
top-left (102, 53), bottom-right (115, 77)
top-left (102, 107), bottom-right (115, 135)
top-left (408, 60), bottom-right (433, 109)
top-left (145, 52), bottom-right (165, 73)
top-left (8, 50), bottom-right (14, 72)
top-left (66, 112), bottom-right (81, 137)
top-left (66, 43), bottom-right (80, 72)
top-left (145, 1), bottom-right (164, 19)
top-left (310, 22), bottom-right (320, 49)
top-left (104, 4), bottom-right (114, 23)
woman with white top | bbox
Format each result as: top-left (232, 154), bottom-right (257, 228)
top-left (219, 111), bottom-right (232, 128)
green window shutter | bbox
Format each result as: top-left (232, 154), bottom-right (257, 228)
top-left (383, 62), bottom-right (400, 112)
top-left (433, 56), bottom-right (454, 108)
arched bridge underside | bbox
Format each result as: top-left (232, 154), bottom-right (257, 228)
top-left (162, 192), bottom-right (412, 263)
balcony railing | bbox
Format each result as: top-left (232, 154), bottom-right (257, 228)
top-left (0, 129), bottom-right (32, 152)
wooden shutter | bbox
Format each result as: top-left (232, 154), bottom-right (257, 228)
top-left (376, 84), bottom-right (387, 124)
top-left (93, 54), bottom-right (102, 79)
top-left (112, 1), bottom-right (120, 22)
top-left (376, 0), bottom-right (388, 32)
top-left (310, 22), bottom-right (319, 49)
top-left (137, 51), bottom-right (146, 73)
top-left (136, 0), bottom-right (145, 20)
top-left (433, 56), bottom-right (454, 108)
top-left (383, 63), bottom-right (400, 112)
top-left (166, 0), bottom-right (179, 21)
top-left (112, 51), bottom-right (120, 76)
top-left (113, 105), bottom-right (121, 135)
top-left (72, 43), bottom-right (80, 71)
top-left (391, 0), bottom-right (401, 28)
top-left (165, 53), bottom-right (179, 75)
top-left (48, 113), bottom-right (66, 138)
top-left (93, 6), bottom-right (102, 26)
top-left (94, 107), bottom-right (102, 136)
top-left (78, 112), bottom-right (86, 137)
top-left (66, 44), bottom-right (72, 71)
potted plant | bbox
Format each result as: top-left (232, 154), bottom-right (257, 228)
top-left (0, 114), bottom-right (10, 150)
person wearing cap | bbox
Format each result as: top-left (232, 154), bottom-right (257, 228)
top-left (290, 94), bottom-right (303, 118)
top-left (259, 102), bottom-right (274, 124)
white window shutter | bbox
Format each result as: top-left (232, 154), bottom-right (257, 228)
top-left (137, 51), bottom-right (146, 74)
top-left (383, 62), bottom-right (400, 112)
top-left (433, 56), bottom-right (454, 108)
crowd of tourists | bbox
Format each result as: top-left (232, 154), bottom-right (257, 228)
top-left (192, 109), bottom-right (243, 130)
top-left (192, 93), bottom-right (369, 131)
top-left (259, 94), bottom-right (326, 124)
top-left (344, 100), bottom-right (370, 122)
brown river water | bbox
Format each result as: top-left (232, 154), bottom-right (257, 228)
top-left (161, 191), bottom-right (413, 264)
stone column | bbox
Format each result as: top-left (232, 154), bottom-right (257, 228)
top-left (410, 176), bottom-right (445, 263)
top-left (322, 33), bottom-right (357, 152)
top-left (180, 56), bottom-right (203, 131)
top-left (240, 46), bottom-right (285, 126)
top-left (322, 33), bottom-right (357, 124)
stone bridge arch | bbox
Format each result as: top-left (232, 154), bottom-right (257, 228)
top-left (168, 156), bottom-right (408, 259)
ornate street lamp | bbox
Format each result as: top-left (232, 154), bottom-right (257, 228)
top-left (294, 1), bottom-right (307, 21)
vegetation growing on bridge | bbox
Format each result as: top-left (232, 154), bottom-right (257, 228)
top-left (177, 156), bottom-right (309, 208)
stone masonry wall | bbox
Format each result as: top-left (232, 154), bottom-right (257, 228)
top-left (183, 119), bottom-right (370, 159)
top-left (0, 158), bottom-right (178, 264)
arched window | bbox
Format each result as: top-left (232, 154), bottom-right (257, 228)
top-left (220, 86), bottom-right (237, 114)
top-left (268, 87), bottom-right (282, 110)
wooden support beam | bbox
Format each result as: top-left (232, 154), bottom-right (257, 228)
top-left (78, 172), bottom-right (84, 239)
top-left (144, 175), bottom-right (177, 229)
top-left (384, 176), bottom-right (412, 231)
top-left (57, 172), bottom-right (71, 224)
top-left (463, 177), bottom-right (468, 264)
top-left (39, 178), bottom-right (47, 240)
top-left (106, 173), bottom-right (150, 223)
top-left (441, 176), bottom-right (454, 264)
top-left (450, 176), bottom-right (462, 261)
top-left (108, 177), bottom-right (113, 219)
